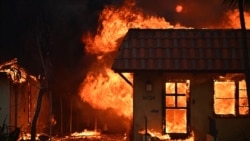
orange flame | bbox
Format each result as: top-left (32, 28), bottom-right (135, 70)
top-left (214, 79), bottom-right (248, 115)
top-left (239, 80), bottom-right (249, 115)
top-left (71, 129), bottom-right (101, 138)
top-left (83, 1), bottom-right (177, 55)
top-left (138, 129), bottom-right (194, 141)
top-left (79, 0), bottom-right (249, 136)
top-left (219, 9), bottom-right (250, 29)
top-left (79, 0), bottom-right (177, 119)
top-left (214, 81), bottom-right (235, 115)
top-left (79, 68), bottom-right (133, 118)
top-left (165, 81), bottom-right (190, 134)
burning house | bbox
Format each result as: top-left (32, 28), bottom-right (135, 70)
top-left (0, 59), bottom-right (50, 140)
top-left (112, 29), bottom-right (250, 141)
top-left (2, 0), bottom-right (250, 140)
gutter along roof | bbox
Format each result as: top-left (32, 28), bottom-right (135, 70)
top-left (112, 28), bottom-right (250, 73)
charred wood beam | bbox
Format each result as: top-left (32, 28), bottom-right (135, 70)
top-left (118, 73), bottom-right (133, 87)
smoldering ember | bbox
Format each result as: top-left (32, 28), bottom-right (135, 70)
top-left (0, 0), bottom-right (250, 141)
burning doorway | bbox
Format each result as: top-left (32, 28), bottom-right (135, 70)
top-left (164, 80), bottom-right (190, 139)
top-left (112, 29), bottom-right (250, 141)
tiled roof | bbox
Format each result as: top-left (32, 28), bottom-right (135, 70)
top-left (112, 29), bottom-right (250, 72)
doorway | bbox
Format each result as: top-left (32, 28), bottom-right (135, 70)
top-left (164, 80), bottom-right (190, 138)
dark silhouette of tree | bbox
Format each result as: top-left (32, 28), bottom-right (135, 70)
top-left (222, 0), bottom-right (250, 116)
top-left (30, 0), bottom-right (53, 140)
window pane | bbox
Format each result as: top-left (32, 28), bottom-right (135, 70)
top-left (214, 99), bottom-right (235, 115)
top-left (239, 107), bottom-right (249, 115)
top-left (239, 98), bottom-right (248, 115)
top-left (214, 81), bottom-right (235, 98)
top-left (239, 90), bottom-right (247, 98)
top-left (177, 96), bottom-right (186, 107)
top-left (214, 81), bottom-right (235, 115)
top-left (239, 80), bottom-right (246, 89)
top-left (165, 109), bottom-right (187, 133)
top-left (239, 98), bottom-right (248, 107)
top-left (177, 83), bottom-right (186, 94)
top-left (166, 96), bottom-right (175, 107)
top-left (239, 80), bottom-right (247, 106)
top-left (239, 80), bottom-right (248, 115)
top-left (165, 83), bottom-right (175, 94)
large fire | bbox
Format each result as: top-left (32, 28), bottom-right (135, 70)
top-left (216, 9), bottom-right (250, 28)
top-left (78, 0), bottom-right (250, 140)
top-left (79, 1), bottom-right (178, 120)
top-left (83, 1), bottom-right (175, 55)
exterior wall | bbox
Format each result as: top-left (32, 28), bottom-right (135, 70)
top-left (133, 72), bottom-right (163, 141)
top-left (216, 118), bottom-right (250, 141)
top-left (190, 75), bottom-right (214, 141)
top-left (190, 74), bottom-right (250, 141)
top-left (133, 72), bottom-right (250, 141)
top-left (0, 72), bottom-right (50, 134)
top-left (9, 80), bottom-right (50, 133)
top-left (0, 73), bottom-right (10, 129)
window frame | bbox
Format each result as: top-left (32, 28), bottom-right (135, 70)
top-left (213, 80), bottom-right (249, 117)
top-left (163, 80), bottom-right (191, 139)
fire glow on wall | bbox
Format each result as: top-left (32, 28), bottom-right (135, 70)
top-left (77, 0), bottom-right (250, 140)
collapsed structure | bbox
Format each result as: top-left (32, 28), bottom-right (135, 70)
top-left (0, 59), bottom-right (50, 140)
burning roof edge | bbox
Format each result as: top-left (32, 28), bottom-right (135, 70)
top-left (0, 58), bottom-right (40, 85)
top-left (112, 28), bottom-right (250, 73)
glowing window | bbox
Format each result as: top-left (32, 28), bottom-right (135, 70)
top-left (214, 80), bottom-right (249, 116)
top-left (239, 80), bottom-right (249, 115)
top-left (164, 80), bottom-right (190, 135)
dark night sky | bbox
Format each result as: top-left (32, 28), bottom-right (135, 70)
top-left (0, 0), bottom-right (232, 134)
top-left (1, 0), bottom-right (229, 74)
top-left (0, 0), bottom-right (230, 67)
top-left (0, 0), bottom-right (229, 95)
top-left (137, 0), bottom-right (227, 27)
